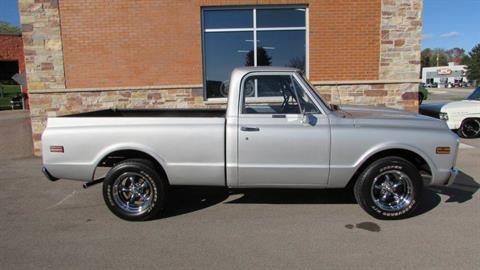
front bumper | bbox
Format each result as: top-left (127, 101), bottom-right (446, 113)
top-left (445, 168), bottom-right (458, 186)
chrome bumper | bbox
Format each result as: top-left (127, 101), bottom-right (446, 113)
top-left (446, 168), bottom-right (458, 186)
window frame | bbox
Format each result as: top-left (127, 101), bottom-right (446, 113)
top-left (201, 5), bottom-right (310, 101)
top-left (238, 71), bottom-right (324, 117)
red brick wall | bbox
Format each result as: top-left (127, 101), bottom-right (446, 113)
top-left (0, 34), bottom-right (26, 75)
top-left (309, 0), bottom-right (380, 81)
top-left (59, 0), bottom-right (380, 89)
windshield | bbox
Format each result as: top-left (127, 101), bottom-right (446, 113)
top-left (467, 87), bottom-right (480, 100)
top-left (298, 72), bottom-right (333, 111)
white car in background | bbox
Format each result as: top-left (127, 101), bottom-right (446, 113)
top-left (420, 87), bottom-right (480, 138)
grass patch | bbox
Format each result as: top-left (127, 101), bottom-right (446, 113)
top-left (0, 84), bottom-right (22, 109)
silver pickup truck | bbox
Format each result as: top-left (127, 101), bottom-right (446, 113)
top-left (42, 67), bottom-right (459, 221)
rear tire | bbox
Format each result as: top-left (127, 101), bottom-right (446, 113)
top-left (354, 157), bottom-right (423, 220)
top-left (103, 159), bottom-right (166, 221)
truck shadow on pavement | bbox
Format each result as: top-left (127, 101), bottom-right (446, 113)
top-left (414, 171), bottom-right (479, 217)
top-left (160, 171), bottom-right (479, 219)
top-left (427, 171), bottom-right (480, 203)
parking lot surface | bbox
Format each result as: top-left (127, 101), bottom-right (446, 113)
top-left (0, 103), bottom-right (479, 269)
top-left (424, 87), bottom-right (474, 103)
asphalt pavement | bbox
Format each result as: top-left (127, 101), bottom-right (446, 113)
top-left (0, 94), bottom-right (479, 269)
top-left (423, 87), bottom-right (474, 104)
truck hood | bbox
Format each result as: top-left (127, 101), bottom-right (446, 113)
top-left (337, 105), bottom-right (448, 130)
top-left (419, 102), bottom-right (448, 113)
top-left (339, 105), bottom-right (425, 119)
top-left (441, 100), bottom-right (480, 113)
top-left (419, 100), bottom-right (480, 116)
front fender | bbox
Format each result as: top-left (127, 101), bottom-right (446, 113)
top-left (353, 142), bottom-right (438, 180)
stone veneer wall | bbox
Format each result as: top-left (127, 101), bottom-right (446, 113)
top-left (379, 0), bottom-right (423, 81)
top-left (21, 0), bottom-right (422, 156)
top-left (315, 83), bottom-right (418, 110)
top-left (20, 0), bottom-right (65, 91)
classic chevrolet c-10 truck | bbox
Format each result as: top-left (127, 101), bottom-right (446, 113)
top-left (42, 67), bottom-right (459, 221)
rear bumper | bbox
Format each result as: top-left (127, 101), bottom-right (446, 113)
top-left (42, 167), bottom-right (59, 182)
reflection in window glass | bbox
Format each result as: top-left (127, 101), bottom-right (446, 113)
top-left (204, 31), bottom-right (253, 98)
top-left (203, 9), bottom-right (253, 29)
top-left (256, 8), bottom-right (306, 28)
top-left (257, 30), bottom-right (306, 73)
top-left (202, 7), bottom-right (307, 99)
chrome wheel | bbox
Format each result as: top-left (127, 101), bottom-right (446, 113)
top-left (112, 172), bottom-right (154, 215)
top-left (370, 170), bottom-right (414, 212)
top-left (460, 119), bottom-right (480, 138)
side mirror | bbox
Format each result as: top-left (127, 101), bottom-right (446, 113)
top-left (302, 113), bottom-right (317, 126)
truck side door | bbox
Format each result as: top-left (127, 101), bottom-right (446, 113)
top-left (237, 72), bottom-right (331, 187)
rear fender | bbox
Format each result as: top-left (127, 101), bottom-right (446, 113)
top-left (92, 143), bottom-right (170, 180)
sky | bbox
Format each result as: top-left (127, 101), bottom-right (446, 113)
top-left (0, 0), bottom-right (20, 27)
top-left (422, 0), bottom-right (479, 52)
top-left (0, 0), bottom-right (479, 52)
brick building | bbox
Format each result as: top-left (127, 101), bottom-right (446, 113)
top-left (20, 0), bottom-right (422, 156)
top-left (0, 33), bottom-right (26, 90)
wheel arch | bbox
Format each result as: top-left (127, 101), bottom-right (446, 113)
top-left (346, 147), bottom-right (434, 189)
top-left (93, 145), bottom-right (170, 184)
top-left (460, 117), bottom-right (480, 125)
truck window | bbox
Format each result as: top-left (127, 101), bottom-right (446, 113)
top-left (242, 75), bottom-right (319, 114)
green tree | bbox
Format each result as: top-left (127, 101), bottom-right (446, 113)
top-left (446, 47), bottom-right (466, 64)
top-left (245, 47), bottom-right (272, 67)
top-left (463, 44), bottom-right (480, 82)
top-left (421, 48), bottom-right (432, 68)
top-left (0, 21), bottom-right (21, 34)
top-left (432, 48), bottom-right (449, 66)
top-left (421, 48), bottom-right (449, 69)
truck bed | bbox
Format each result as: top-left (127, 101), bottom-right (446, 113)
top-left (43, 112), bottom-right (226, 185)
top-left (61, 108), bottom-right (226, 118)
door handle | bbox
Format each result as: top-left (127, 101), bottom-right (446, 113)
top-left (241, 126), bottom-right (260, 132)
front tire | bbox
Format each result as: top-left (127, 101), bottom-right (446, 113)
top-left (103, 159), bottom-right (166, 221)
top-left (354, 157), bottom-right (423, 220)
top-left (458, 118), bottom-right (480, 138)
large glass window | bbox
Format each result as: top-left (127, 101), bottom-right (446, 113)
top-left (202, 7), bottom-right (307, 98)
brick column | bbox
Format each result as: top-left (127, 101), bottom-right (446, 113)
top-left (379, 0), bottom-right (423, 111)
top-left (19, 0), bottom-right (66, 155)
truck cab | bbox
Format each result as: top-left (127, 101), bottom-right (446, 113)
top-left (226, 67), bottom-right (332, 188)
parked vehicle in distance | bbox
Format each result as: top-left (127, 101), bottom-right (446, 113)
top-left (10, 93), bottom-right (25, 110)
top-left (42, 67), bottom-right (459, 221)
top-left (419, 84), bottom-right (429, 105)
top-left (420, 87), bottom-right (480, 138)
